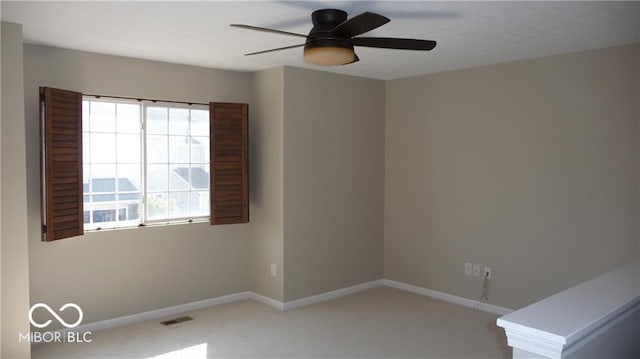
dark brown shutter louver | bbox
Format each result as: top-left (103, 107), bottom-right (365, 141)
top-left (210, 102), bottom-right (249, 225)
top-left (40, 87), bottom-right (84, 241)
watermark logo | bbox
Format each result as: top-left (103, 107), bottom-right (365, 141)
top-left (29, 303), bottom-right (83, 328)
top-left (19, 302), bottom-right (92, 344)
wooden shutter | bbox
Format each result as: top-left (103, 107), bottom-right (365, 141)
top-left (210, 103), bottom-right (249, 224)
top-left (40, 87), bottom-right (84, 241)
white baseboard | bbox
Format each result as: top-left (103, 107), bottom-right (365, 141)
top-left (282, 280), bottom-right (383, 310)
top-left (62, 281), bottom-right (382, 336)
top-left (57, 278), bottom-right (510, 338)
top-left (249, 280), bottom-right (384, 311)
top-left (249, 292), bottom-right (285, 310)
top-left (66, 291), bottom-right (251, 335)
top-left (383, 279), bottom-right (513, 316)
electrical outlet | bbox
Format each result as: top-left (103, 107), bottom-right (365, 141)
top-left (483, 266), bottom-right (491, 279)
top-left (472, 264), bottom-right (481, 277)
top-left (270, 263), bottom-right (277, 277)
top-left (464, 262), bottom-right (472, 276)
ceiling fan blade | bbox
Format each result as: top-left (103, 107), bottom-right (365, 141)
top-left (331, 12), bottom-right (390, 38)
top-left (342, 53), bottom-right (360, 65)
top-left (230, 24), bottom-right (307, 38)
top-left (353, 37), bottom-right (437, 51)
top-left (244, 43), bottom-right (305, 56)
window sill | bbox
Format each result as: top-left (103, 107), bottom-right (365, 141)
top-left (84, 218), bottom-right (209, 233)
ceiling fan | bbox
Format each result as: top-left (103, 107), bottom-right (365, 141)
top-left (231, 9), bottom-right (437, 66)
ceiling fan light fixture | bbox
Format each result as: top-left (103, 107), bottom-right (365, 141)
top-left (303, 46), bottom-right (355, 66)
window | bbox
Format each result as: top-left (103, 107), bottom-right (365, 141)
top-left (82, 98), bottom-right (210, 230)
top-left (144, 105), bottom-right (210, 222)
top-left (82, 99), bottom-right (143, 230)
top-left (40, 86), bottom-right (248, 241)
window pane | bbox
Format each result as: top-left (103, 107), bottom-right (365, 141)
top-left (169, 108), bottom-right (189, 135)
top-left (116, 104), bottom-right (140, 134)
top-left (117, 134), bottom-right (140, 163)
top-left (190, 136), bottom-right (209, 163)
top-left (147, 164), bottom-right (168, 192)
top-left (169, 165), bottom-right (190, 191)
top-left (90, 102), bottom-right (116, 132)
top-left (147, 135), bottom-right (168, 163)
top-left (169, 136), bottom-right (190, 163)
top-left (91, 179), bottom-right (115, 193)
top-left (148, 193), bottom-right (168, 220)
top-left (94, 209), bottom-right (117, 223)
top-left (93, 194), bottom-right (115, 202)
top-left (146, 107), bottom-right (168, 134)
top-left (191, 191), bottom-right (209, 217)
top-left (90, 133), bottom-right (116, 163)
top-left (169, 192), bottom-right (189, 218)
top-left (118, 208), bottom-right (127, 221)
top-left (127, 203), bottom-right (141, 221)
top-left (191, 109), bottom-right (209, 136)
top-left (189, 164), bottom-right (209, 190)
top-left (90, 164), bottom-right (117, 184)
top-left (117, 195), bottom-right (141, 222)
top-left (118, 164), bottom-right (141, 190)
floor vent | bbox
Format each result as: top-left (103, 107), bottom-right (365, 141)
top-left (161, 316), bottom-right (193, 326)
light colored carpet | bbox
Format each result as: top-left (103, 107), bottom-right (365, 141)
top-left (32, 286), bottom-right (510, 359)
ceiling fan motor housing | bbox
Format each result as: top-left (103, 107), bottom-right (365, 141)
top-left (307, 9), bottom-right (351, 44)
top-left (305, 8), bottom-right (355, 65)
top-left (310, 9), bottom-right (347, 32)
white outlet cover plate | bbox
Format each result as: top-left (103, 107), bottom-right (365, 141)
top-left (465, 263), bottom-right (472, 276)
top-left (473, 264), bottom-right (481, 277)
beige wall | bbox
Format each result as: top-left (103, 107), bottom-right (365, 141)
top-left (249, 66), bottom-right (386, 302)
top-left (1, 22), bottom-right (31, 359)
top-left (23, 45), bottom-right (252, 329)
top-left (283, 67), bottom-right (385, 301)
top-left (8, 36), bottom-right (639, 339)
top-left (249, 68), bottom-right (285, 301)
top-left (385, 44), bottom-right (640, 310)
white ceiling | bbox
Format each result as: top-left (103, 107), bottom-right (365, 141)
top-left (2, 1), bottom-right (639, 80)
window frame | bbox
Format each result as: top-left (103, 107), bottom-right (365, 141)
top-left (141, 101), bottom-right (211, 226)
top-left (82, 97), bottom-right (211, 231)
top-left (82, 97), bottom-right (144, 230)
